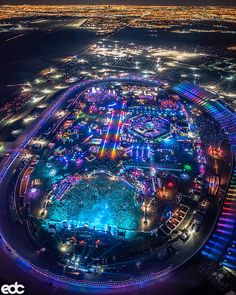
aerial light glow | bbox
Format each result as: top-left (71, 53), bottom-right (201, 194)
top-left (183, 164), bottom-right (192, 171)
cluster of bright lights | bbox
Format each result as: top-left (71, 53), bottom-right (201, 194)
top-left (172, 82), bottom-right (236, 272)
top-left (2, 74), bottom-right (235, 286)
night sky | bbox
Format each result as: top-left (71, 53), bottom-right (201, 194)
top-left (1, 0), bottom-right (236, 6)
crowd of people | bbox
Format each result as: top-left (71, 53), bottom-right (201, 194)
top-left (47, 173), bottom-right (143, 232)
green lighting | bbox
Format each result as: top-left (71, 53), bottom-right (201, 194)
top-left (0, 144), bottom-right (4, 153)
top-left (183, 164), bottom-right (192, 171)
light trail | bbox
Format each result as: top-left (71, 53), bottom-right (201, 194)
top-left (111, 102), bottom-right (125, 159)
top-left (5, 33), bottom-right (25, 42)
top-left (100, 111), bottom-right (114, 158)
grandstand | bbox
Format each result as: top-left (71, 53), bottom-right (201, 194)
top-left (173, 81), bottom-right (236, 271)
top-left (172, 81), bottom-right (217, 103)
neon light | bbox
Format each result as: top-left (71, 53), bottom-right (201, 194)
top-left (110, 104), bottom-right (125, 160)
top-left (216, 229), bottom-right (232, 235)
top-left (111, 143), bottom-right (117, 159)
top-left (100, 111), bottom-right (114, 158)
top-left (217, 223), bottom-right (234, 229)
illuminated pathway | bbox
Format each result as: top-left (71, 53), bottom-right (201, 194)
top-left (100, 101), bottom-right (126, 159)
top-left (111, 101), bottom-right (125, 159)
top-left (100, 110), bottom-right (115, 158)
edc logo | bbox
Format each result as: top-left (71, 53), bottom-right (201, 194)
top-left (1, 282), bottom-right (25, 294)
